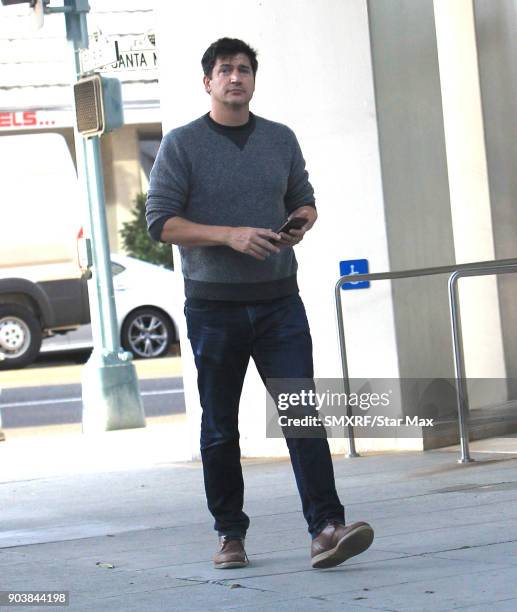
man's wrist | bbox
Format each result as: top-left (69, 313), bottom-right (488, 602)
top-left (214, 225), bottom-right (233, 247)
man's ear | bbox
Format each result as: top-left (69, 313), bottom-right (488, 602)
top-left (203, 75), bottom-right (211, 94)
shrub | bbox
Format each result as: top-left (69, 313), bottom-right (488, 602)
top-left (120, 192), bottom-right (173, 270)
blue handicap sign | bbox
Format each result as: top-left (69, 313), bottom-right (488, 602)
top-left (339, 259), bottom-right (370, 290)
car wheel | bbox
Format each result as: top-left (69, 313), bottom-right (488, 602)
top-left (121, 307), bottom-right (174, 359)
top-left (0, 304), bottom-right (42, 370)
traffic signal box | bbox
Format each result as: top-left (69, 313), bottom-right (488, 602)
top-left (73, 74), bottom-right (124, 137)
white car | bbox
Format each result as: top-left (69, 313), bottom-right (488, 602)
top-left (41, 254), bottom-right (180, 359)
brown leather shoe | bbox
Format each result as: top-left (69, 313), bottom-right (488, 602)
top-left (213, 536), bottom-right (249, 569)
top-left (311, 520), bottom-right (374, 569)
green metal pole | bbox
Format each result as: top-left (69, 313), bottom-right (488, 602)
top-left (64, 0), bottom-right (145, 431)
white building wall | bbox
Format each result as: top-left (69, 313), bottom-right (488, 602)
top-left (155, 0), bottom-right (404, 459)
top-left (433, 0), bottom-right (506, 407)
top-left (473, 0), bottom-right (517, 401)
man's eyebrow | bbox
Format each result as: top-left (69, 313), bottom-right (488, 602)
top-left (218, 63), bottom-right (251, 70)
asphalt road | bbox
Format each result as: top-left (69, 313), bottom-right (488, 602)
top-left (0, 377), bottom-right (185, 429)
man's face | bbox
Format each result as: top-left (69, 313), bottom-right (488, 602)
top-left (203, 53), bottom-right (255, 108)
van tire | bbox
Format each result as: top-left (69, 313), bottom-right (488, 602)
top-left (0, 304), bottom-right (42, 370)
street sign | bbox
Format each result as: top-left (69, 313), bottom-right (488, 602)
top-left (116, 33), bottom-right (155, 52)
top-left (107, 48), bottom-right (158, 72)
top-left (79, 33), bottom-right (157, 74)
top-left (339, 259), bottom-right (370, 290)
top-left (80, 38), bottom-right (118, 73)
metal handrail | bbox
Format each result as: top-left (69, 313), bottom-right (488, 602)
top-left (448, 263), bottom-right (517, 462)
top-left (335, 256), bottom-right (517, 460)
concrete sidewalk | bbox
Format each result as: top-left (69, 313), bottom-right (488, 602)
top-left (1, 428), bottom-right (517, 611)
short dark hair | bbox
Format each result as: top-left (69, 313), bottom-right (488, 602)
top-left (201, 37), bottom-right (258, 78)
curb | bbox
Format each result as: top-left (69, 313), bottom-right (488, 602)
top-left (0, 355), bottom-right (183, 389)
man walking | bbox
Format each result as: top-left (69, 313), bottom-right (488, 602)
top-left (146, 37), bottom-right (373, 569)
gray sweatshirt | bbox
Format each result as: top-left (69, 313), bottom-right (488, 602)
top-left (146, 112), bottom-right (315, 301)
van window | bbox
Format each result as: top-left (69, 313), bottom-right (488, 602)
top-left (111, 262), bottom-right (125, 276)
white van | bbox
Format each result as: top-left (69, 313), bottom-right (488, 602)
top-left (0, 133), bottom-right (90, 369)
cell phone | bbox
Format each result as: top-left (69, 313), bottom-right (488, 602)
top-left (273, 216), bottom-right (308, 238)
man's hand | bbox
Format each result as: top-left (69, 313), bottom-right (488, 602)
top-left (277, 206), bottom-right (318, 247)
top-left (161, 212), bottom-right (316, 258)
top-left (226, 227), bottom-right (282, 260)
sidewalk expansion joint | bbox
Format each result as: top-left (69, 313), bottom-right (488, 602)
top-left (418, 536), bottom-right (517, 555)
top-left (450, 595), bottom-right (517, 611)
top-left (177, 576), bottom-right (275, 594)
top-left (344, 484), bottom-right (517, 508)
top-left (430, 480), bottom-right (517, 494)
top-left (370, 537), bottom-right (517, 560)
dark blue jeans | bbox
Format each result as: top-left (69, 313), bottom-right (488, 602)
top-left (184, 293), bottom-right (345, 538)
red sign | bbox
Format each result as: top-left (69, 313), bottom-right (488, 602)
top-left (0, 110), bottom-right (71, 131)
